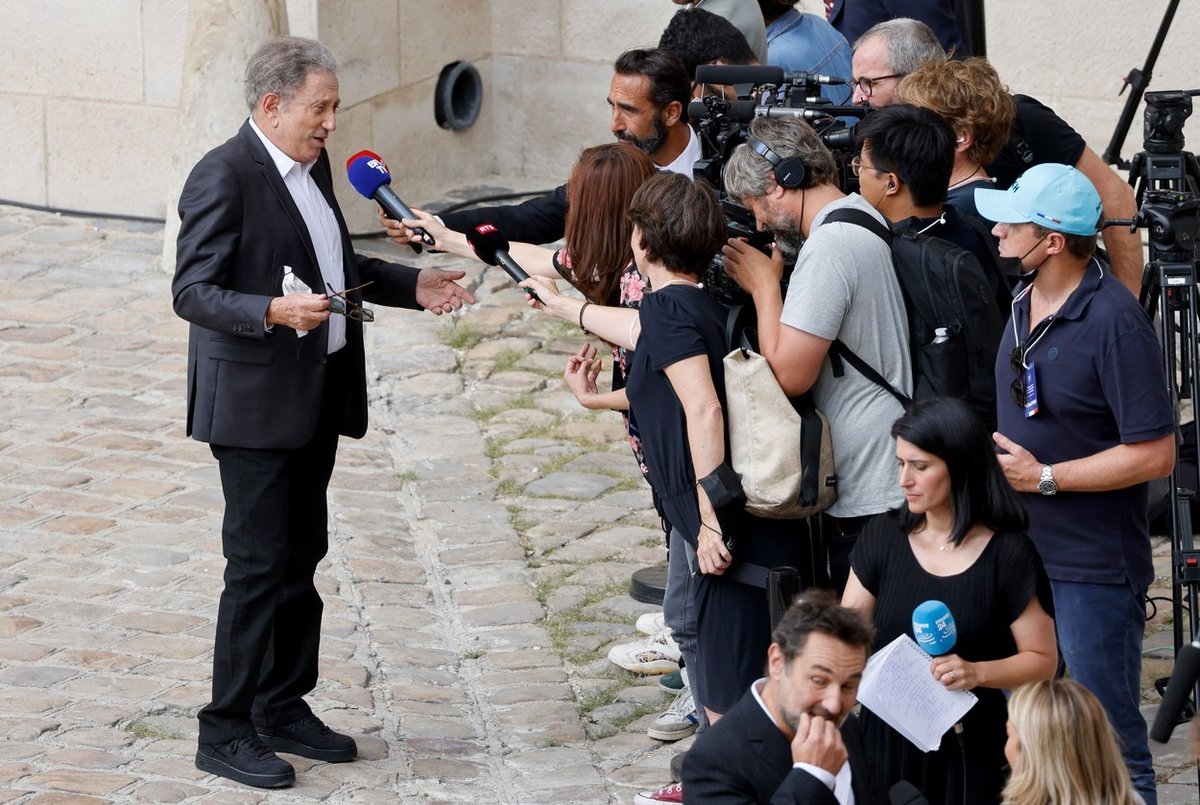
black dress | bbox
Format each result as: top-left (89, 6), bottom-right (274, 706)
top-left (851, 510), bottom-right (1053, 805)
top-left (625, 286), bottom-right (816, 714)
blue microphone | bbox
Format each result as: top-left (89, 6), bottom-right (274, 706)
top-left (912, 600), bottom-right (957, 656)
top-left (346, 150), bottom-right (435, 252)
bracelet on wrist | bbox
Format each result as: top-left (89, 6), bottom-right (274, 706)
top-left (579, 301), bottom-right (592, 334)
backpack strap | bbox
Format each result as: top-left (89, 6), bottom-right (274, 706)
top-left (820, 208), bottom-right (913, 408)
top-left (725, 304), bottom-right (757, 354)
top-left (828, 340), bottom-right (913, 407)
top-left (824, 207), bottom-right (894, 245)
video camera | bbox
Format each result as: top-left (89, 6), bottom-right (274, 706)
top-left (688, 64), bottom-right (870, 305)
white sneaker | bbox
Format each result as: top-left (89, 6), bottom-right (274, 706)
top-left (607, 629), bottom-right (681, 675)
top-left (647, 686), bottom-right (698, 741)
top-left (636, 611), bottom-right (666, 636)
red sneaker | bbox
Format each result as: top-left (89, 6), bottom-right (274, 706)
top-left (633, 782), bottom-right (683, 804)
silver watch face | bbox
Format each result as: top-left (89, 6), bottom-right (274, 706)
top-left (1038, 478), bottom-right (1057, 495)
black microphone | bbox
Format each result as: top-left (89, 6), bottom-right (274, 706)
top-left (1151, 640), bottom-right (1200, 742)
top-left (463, 223), bottom-right (542, 303)
top-left (889, 781), bottom-right (931, 805)
top-left (784, 70), bottom-right (847, 86)
top-left (692, 64), bottom-right (846, 86)
top-left (346, 150), bottom-right (436, 252)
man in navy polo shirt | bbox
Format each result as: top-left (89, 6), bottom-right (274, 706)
top-left (977, 164), bottom-right (1174, 805)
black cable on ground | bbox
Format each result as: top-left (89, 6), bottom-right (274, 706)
top-left (0, 197), bottom-right (167, 225)
top-left (1, 187), bottom-right (553, 238)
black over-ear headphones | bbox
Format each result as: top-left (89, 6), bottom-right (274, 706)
top-left (746, 137), bottom-right (807, 190)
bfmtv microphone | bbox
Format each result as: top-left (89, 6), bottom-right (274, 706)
top-left (464, 224), bottom-right (542, 303)
top-left (345, 150), bottom-right (435, 253)
top-left (912, 600), bottom-right (957, 656)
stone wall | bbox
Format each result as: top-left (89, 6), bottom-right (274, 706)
top-left (3, 0), bottom-right (1199, 227)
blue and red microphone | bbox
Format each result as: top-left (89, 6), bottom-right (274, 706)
top-left (345, 150), bottom-right (435, 252)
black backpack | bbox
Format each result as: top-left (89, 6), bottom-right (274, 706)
top-left (822, 207), bottom-right (1005, 429)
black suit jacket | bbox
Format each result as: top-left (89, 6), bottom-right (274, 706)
top-left (439, 183), bottom-right (568, 245)
top-left (172, 120), bottom-right (423, 449)
top-left (828, 0), bottom-right (964, 55)
top-left (683, 689), bottom-right (884, 804)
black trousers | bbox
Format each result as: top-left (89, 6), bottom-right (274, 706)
top-left (198, 357), bottom-right (344, 744)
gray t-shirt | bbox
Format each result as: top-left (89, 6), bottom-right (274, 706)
top-left (781, 194), bottom-right (911, 517)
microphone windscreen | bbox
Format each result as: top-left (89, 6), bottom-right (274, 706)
top-left (346, 150), bottom-right (391, 199)
top-left (465, 223), bottom-right (509, 267)
top-left (889, 781), bottom-right (930, 805)
top-left (694, 64), bottom-right (785, 86)
top-left (912, 600), bottom-right (957, 656)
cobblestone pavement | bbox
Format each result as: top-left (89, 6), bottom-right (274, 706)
top-left (0, 205), bottom-right (1196, 803)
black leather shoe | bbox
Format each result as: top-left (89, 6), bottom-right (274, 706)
top-left (257, 714), bottom-right (357, 763)
top-left (195, 736), bottom-right (295, 788)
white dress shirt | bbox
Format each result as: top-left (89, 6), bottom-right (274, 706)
top-left (249, 117), bottom-right (347, 354)
top-left (662, 125), bottom-right (703, 178)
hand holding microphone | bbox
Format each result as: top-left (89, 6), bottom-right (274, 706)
top-left (464, 224), bottom-right (543, 304)
top-left (346, 150), bottom-right (435, 253)
top-left (913, 600), bottom-right (975, 690)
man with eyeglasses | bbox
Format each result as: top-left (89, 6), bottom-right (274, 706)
top-left (722, 115), bottom-right (910, 595)
top-left (849, 18), bottom-right (1144, 296)
top-left (978, 164), bottom-right (1173, 805)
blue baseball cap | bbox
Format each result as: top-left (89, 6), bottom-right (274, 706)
top-left (974, 163), bottom-right (1102, 236)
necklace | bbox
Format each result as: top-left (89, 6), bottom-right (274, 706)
top-left (947, 163), bottom-right (984, 190)
top-left (658, 278), bottom-right (704, 290)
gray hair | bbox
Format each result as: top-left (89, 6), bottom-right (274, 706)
top-left (723, 117), bottom-right (838, 202)
top-left (244, 36), bottom-right (338, 111)
top-left (854, 18), bottom-right (946, 75)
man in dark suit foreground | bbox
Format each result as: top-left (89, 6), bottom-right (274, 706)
top-left (681, 590), bottom-right (883, 804)
top-left (172, 36), bottom-right (473, 789)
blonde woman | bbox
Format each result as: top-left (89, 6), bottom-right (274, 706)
top-left (1002, 679), bottom-right (1142, 805)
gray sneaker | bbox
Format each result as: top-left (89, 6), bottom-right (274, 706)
top-left (647, 686), bottom-right (698, 741)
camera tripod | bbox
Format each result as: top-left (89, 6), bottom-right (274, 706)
top-left (1126, 89), bottom-right (1200, 739)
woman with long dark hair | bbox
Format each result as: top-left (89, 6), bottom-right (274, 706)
top-left (842, 397), bottom-right (1057, 805)
top-left (395, 143), bottom-right (656, 463)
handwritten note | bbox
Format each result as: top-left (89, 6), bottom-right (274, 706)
top-left (858, 634), bottom-right (978, 752)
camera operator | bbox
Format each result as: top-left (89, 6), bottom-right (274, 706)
top-left (722, 116), bottom-right (910, 595)
top-left (850, 18), bottom-right (1144, 295)
top-left (978, 164), bottom-right (1174, 805)
top-left (395, 48), bottom-right (698, 246)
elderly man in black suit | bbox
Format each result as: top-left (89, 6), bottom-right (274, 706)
top-left (172, 36), bottom-right (473, 789)
top-left (681, 591), bottom-right (884, 804)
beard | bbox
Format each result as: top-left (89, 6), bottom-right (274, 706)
top-left (781, 703), bottom-right (844, 732)
top-left (617, 114), bottom-right (669, 157)
top-left (760, 200), bottom-right (803, 255)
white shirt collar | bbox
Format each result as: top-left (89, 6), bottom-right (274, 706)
top-left (661, 125), bottom-right (702, 177)
top-left (248, 116), bottom-right (315, 179)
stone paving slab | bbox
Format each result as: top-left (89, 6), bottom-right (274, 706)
top-left (0, 206), bottom-right (1197, 804)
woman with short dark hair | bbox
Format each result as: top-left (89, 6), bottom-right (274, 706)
top-left (842, 397), bottom-right (1057, 805)
top-left (526, 173), bottom-right (818, 725)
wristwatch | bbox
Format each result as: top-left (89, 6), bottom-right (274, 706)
top-left (1038, 464), bottom-right (1057, 496)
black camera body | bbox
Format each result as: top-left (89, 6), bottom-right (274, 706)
top-left (689, 67), bottom-right (869, 306)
